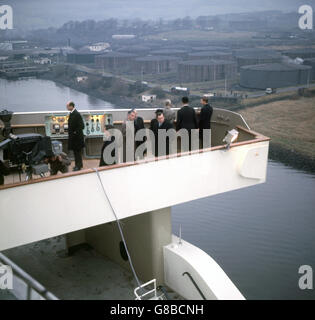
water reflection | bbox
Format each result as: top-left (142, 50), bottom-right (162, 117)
top-left (0, 78), bottom-right (115, 112)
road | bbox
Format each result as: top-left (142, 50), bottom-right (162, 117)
top-left (247, 83), bottom-right (315, 98)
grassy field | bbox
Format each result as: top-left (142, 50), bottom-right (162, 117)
top-left (143, 30), bottom-right (255, 41)
top-left (239, 96), bottom-right (315, 160)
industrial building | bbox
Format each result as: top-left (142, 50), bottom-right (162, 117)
top-left (66, 51), bottom-right (101, 64)
top-left (303, 58), bottom-right (315, 80)
top-left (234, 48), bottom-right (282, 70)
top-left (240, 63), bottom-right (312, 89)
top-left (95, 52), bottom-right (137, 71)
top-left (0, 40), bottom-right (28, 51)
top-left (188, 51), bottom-right (233, 61)
top-left (134, 56), bottom-right (180, 74)
top-left (178, 59), bottom-right (237, 83)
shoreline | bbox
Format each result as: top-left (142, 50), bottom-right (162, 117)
top-left (268, 143), bottom-right (315, 174)
top-left (39, 74), bottom-right (148, 110)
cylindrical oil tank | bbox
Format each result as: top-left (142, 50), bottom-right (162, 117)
top-left (178, 59), bottom-right (237, 82)
top-left (134, 56), bottom-right (180, 74)
top-left (240, 63), bottom-right (312, 89)
top-left (234, 48), bottom-right (282, 70)
top-left (188, 51), bottom-right (233, 61)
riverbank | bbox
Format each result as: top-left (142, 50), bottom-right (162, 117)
top-left (39, 73), bottom-right (143, 109)
top-left (39, 65), bottom-right (174, 109)
top-left (240, 96), bottom-right (315, 173)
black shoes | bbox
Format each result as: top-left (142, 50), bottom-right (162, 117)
top-left (72, 166), bottom-right (82, 172)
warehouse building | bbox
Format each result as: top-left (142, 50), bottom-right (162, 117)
top-left (178, 59), bottom-right (237, 83)
top-left (303, 58), bottom-right (315, 80)
top-left (240, 63), bottom-right (312, 89)
top-left (67, 50), bottom-right (101, 64)
top-left (134, 55), bottom-right (180, 74)
top-left (234, 48), bottom-right (282, 70)
top-left (188, 51), bottom-right (233, 61)
top-left (95, 52), bottom-right (137, 71)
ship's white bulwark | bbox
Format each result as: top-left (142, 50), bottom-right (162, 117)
top-left (164, 236), bottom-right (245, 300)
top-left (0, 140), bottom-right (269, 251)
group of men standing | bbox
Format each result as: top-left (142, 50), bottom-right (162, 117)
top-left (141, 96), bottom-right (213, 157)
top-left (176, 96), bottom-right (213, 150)
top-left (65, 97), bottom-right (213, 171)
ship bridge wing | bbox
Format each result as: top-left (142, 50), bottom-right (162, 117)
top-left (0, 125), bottom-right (269, 251)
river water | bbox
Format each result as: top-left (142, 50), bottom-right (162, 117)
top-left (1, 78), bottom-right (314, 300)
top-left (0, 78), bottom-right (115, 111)
top-left (172, 161), bottom-right (315, 300)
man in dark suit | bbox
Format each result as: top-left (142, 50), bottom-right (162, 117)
top-left (131, 108), bottom-right (145, 148)
top-left (150, 109), bottom-right (173, 157)
top-left (132, 108), bottom-right (145, 132)
top-left (176, 96), bottom-right (197, 151)
top-left (67, 101), bottom-right (85, 171)
top-left (198, 97), bottom-right (213, 148)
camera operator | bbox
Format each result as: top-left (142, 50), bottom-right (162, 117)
top-left (44, 152), bottom-right (71, 176)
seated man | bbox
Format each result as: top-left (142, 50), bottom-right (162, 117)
top-left (45, 152), bottom-right (71, 175)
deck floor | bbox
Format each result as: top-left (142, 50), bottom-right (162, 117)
top-left (2, 236), bottom-right (181, 300)
top-left (3, 159), bottom-right (100, 185)
top-left (3, 236), bottom-right (139, 300)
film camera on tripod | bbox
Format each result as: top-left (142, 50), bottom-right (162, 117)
top-left (0, 109), bottom-right (62, 185)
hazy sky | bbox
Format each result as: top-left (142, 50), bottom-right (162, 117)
top-left (7, 0), bottom-right (315, 29)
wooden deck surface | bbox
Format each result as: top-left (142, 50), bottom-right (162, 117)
top-left (3, 159), bottom-right (100, 185)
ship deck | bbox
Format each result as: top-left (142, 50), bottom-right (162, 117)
top-left (2, 235), bottom-right (181, 300)
top-left (3, 158), bottom-right (100, 185)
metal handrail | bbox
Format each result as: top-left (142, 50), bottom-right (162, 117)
top-left (182, 272), bottom-right (206, 300)
top-left (0, 252), bottom-right (58, 300)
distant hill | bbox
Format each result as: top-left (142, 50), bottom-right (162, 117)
top-left (8, 0), bottom-right (310, 30)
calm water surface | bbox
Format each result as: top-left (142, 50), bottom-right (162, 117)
top-left (173, 161), bottom-right (315, 300)
top-left (0, 78), bottom-right (115, 111)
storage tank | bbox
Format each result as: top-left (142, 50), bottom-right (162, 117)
top-left (234, 48), bottom-right (282, 70)
top-left (95, 52), bottom-right (137, 71)
top-left (178, 59), bottom-right (237, 82)
top-left (240, 63), bottom-right (312, 89)
top-left (134, 56), bottom-right (180, 74)
top-left (188, 51), bottom-right (233, 61)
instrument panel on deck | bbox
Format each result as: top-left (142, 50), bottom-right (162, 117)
top-left (45, 112), bottom-right (113, 138)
